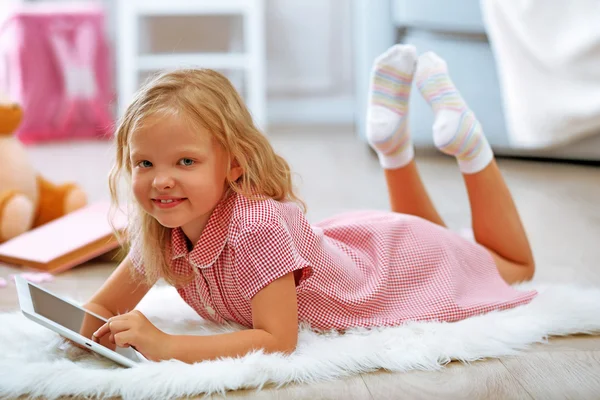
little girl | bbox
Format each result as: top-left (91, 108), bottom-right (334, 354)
top-left (88, 44), bottom-right (537, 363)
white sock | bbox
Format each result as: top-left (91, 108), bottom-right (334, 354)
top-left (415, 52), bottom-right (494, 174)
top-left (366, 44), bottom-right (417, 169)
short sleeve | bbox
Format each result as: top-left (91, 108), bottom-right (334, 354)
top-left (233, 221), bottom-right (307, 300)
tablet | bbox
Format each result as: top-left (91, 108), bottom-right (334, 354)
top-left (15, 275), bottom-right (147, 368)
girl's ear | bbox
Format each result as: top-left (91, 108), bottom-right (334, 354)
top-left (228, 159), bottom-right (243, 182)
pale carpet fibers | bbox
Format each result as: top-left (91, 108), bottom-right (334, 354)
top-left (1, 281), bottom-right (600, 399)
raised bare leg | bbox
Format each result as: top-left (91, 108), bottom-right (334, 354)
top-left (384, 162), bottom-right (445, 226)
top-left (366, 44), bottom-right (445, 226)
top-left (415, 52), bottom-right (534, 283)
top-left (463, 162), bottom-right (535, 283)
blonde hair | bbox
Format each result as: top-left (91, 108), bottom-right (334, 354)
top-left (108, 69), bottom-right (305, 287)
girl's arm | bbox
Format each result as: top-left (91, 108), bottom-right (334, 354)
top-left (165, 271), bottom-right (298, 363)
top-left (84, 256), bottom-right (155, 317)
top-left (78, 256), bottom-right (154, 349)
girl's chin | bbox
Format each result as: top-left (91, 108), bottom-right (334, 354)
top-left (154, 215), bottom-right (187, 228)
top-left (157, 220), bottom-right (182, 229)
top-left (151, 213), bottom-right (187, 229)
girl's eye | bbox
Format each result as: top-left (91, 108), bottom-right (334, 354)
top-left (178, 158), bottom-right (195, 166)
top-left (138, 160), bottom-right (152, 168)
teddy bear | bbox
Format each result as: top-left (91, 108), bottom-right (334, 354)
top-left (0, 100), bottom-right (88, 243)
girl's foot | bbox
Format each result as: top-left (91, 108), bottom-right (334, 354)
top-left (366, 44), bottom-right (417, 169)
top-left (415, 52), bottom-right (493, 174)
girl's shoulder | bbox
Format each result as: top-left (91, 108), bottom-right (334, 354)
top-left (230, 192), bottom-right (306, 237)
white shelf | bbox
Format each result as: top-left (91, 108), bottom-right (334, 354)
top-left (129, 0), bottom-right (254, 16)
top-left (116, 0), bottom-right (266, 130)
top-left (137, 53), bottom-right (249, 71)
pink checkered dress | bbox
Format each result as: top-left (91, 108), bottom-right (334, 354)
top-left (132, 191), bottom-right (537, 331)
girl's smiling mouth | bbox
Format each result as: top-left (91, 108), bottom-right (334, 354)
top-left (152, 197), bottom-right (187, 208)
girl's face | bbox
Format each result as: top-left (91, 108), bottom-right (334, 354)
top-left (129, 114), bottom-right (241, 244)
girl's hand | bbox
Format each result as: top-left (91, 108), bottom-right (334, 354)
top-left (61, 303), bottom-right (115, 352)
top-left (92, 310), bottom-right (170, 361)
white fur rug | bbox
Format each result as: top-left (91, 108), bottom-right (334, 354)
top-left (1, 282), bottom-right (600, 399)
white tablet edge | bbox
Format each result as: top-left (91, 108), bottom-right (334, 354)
top-left (14, 275), bottom-right (140, 368)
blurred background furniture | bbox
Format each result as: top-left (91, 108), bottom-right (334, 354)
top-left (482, 0), bottom-right (600, 156)
top-left (115, 0), bottom-right (267, 130)
top-left (353, 0), bottom-right (600, 162)
top-left (0, 0), bottom-right (114, 142)
top-left (8, 0), bottom-right (352, 130)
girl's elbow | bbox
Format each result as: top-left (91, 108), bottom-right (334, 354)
top-left (280, 339), bottom-right (297, 355)
top-left (268, 334), bottom-right (297, 355)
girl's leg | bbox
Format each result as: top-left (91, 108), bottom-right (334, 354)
top-left (415, 52), bottom-right (534, 283)
top-left (384, 162), bottom-right (445, 226)
top-left (464, 162), bottom-right (535, 283)
top-left (366, 44), bottom-right (445, 226)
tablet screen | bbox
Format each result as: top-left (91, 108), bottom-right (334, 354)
top-left (28, 283), bottom-right (139, 361)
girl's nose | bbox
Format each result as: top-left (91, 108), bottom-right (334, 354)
top-left (152, 174), bottom-right (175, 190)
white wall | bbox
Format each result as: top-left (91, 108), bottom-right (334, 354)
top-left (264, 0), bottom-right (354, 124)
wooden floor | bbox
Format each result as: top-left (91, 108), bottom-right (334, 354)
top-left (1, 127), bottom-right (600, 399)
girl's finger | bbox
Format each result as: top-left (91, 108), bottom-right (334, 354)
top-left (107, 319), bottom-right (129, 334)
top-left (114, 331), bottom-right (132, 348)
top-left (94, 319), bottom-right (129, 339)
top-left (93, 322), bottom-right (110, 339)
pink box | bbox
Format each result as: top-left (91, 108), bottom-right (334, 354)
top-left (0, 2), bottom-right (115, 143)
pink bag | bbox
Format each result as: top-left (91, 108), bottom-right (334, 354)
top-left (0, 2), bottom-right (114, 143)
